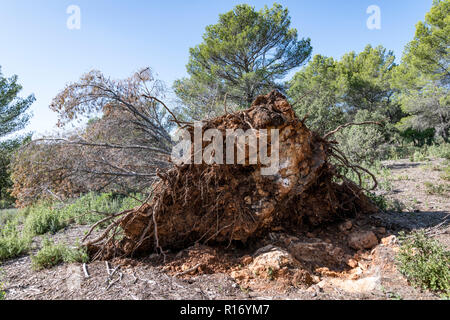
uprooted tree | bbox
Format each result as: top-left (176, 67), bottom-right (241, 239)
top-left (83, 91), bottom-right (380, 260)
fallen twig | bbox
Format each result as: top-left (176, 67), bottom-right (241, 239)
top-left (174, 264), bottom-right (202, 277)
top-left (82, 263), bottom-right (90, 278)
top-left (105, 261), bottom-right (111, 276)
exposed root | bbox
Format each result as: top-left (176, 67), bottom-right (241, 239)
top-left (84, 91), bottom-right (379, 260)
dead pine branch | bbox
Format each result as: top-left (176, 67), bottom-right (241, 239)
top-left (223, 92), bottom-right (228, 115)
top-left (142, 94), bottom-right (183, 128)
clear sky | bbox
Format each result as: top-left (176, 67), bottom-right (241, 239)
top-left (0, 0), bottom-right (433, 136)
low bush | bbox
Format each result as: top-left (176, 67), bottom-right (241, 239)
top-left (397, 231), bottom-right (450, 296)
top-left (0, 208), bottom-right (18, 227)
top-left (426, 143), bottom-right (450, 160)
top-left (424, 182), bottom-right (449, 195)
top-left (31, 238), bottom-right (89, 270)
top-left (22, 192), bottom-right (143, 236)
top-left (0, 220), bottom-right (31, 262)
top-left (441, 165), bottom-right (450, 181)
top-left (410, 150), bottom-right (428, 162)
top-left (23, 202), bottom-right (69, 236)
top-left (66, 192), bottom-right (142, 226)
top-left (366, 192), bottom-right (404, 212)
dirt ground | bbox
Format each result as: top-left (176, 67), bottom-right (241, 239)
top-left (1, 158), bottom-right (449, 300)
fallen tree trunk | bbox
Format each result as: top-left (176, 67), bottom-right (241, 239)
top-left (85, 91), bottom-right (378, 260)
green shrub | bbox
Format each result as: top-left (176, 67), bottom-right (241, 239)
top-left (336, 110), bottom-right (390, 163)
top-left (426, 143), bottom-right (450, 160)
top-left (397, 231), bottom-right (450, 296)
top-left (22, 192), bottom-right (143, 236)
top-left (31, 238), bottom-right (88, 270)
top-left (0, 208), bottom-right (18, 227)
top-left (23, 202), bottom-right (69, 236)
top-left (67, 192), bottom-right (142, 226)
top-left (0, 268), bottom-right (5, 300)
top-left (0, 220), bottom-right (31, 262)
top-left (441, 166), bottom-right (450, 181)
top-left (410, 150), bottom-right (428, 162)
top-left (0, 199), bottom-right (15, 210)
top-left (366, 192), bottom-right (404, 212)
top-left (424, 182), bottom-right (449, 195)
top-left (366, 192), bottom-right (388, 211)
top-left (1, 192), bottom-right (142, 263)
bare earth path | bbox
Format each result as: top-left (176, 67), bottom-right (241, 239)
top-left (1, 158), bottom-right (449, 300)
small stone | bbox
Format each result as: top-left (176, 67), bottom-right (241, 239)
top-left (347, 258), bottom-right (358, 268)
top-left (241, 255), bottom-right (253, 265)
top-left (306, 232), bottom-right (315, 238)
top-left (292, 269), bottom-right (315, 287)
top-left (249, 246), bottom-right (295, 279)
top-left (284, 236), bottom-right (299, 247)
top-left (358, 260), bottom-right (370, 271)
top-left (348, 231), bottom-right (378, 250)
top-left (349, 267), bottom-right (363, 277)
top-left (381, 235), bottom-right (398, 246)
top-left (339, 220), bottom-right (353, 232)
top-left (230, 270), bottom-right (246, 281)
top-left (244, 196), bottom-right (252, 204)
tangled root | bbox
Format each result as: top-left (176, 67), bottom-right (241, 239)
top-left (84, 91), bottom-right (378, 260)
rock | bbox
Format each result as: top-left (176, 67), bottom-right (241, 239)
top-left (339, 220), bottom-right (353, 232)
top-left (253, 244), bottom-right (277, 256)
top-left (358, 260), bottom-right (370, 271)
top-left (381, 235), bottom-right (398, 246)
top-left (348, 231), bottom-right (378, 250)
top-left (347, 258), bottom-right (358, 268)
top-left (241, 255), bottom-right (253, 265)
top-left (325, 276), bottom-right (381, 294)
top-left (283, 236), bottom-right (299, 247)
top-left (292, 269), bottom-right (316, 287)
top-left (249, 246), bottom-right (295, 278)
top-left (230, 270), bottom-right (247, 281)
top-left (288, 241), bottom-right (345, 268)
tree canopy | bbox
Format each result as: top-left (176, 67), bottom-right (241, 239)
top-left (289, 45), bottom-right (401, 132)
top-left (288, 45), bottom-right (403, 161)
top-left (174, 3), bottom-right (312, 119)
top-left (0, 66), bottom-right (34, 139)
top-left (0, 66), bottom-right (34, 207)
top-left (392, 0), bottom-right (449, 142)
top-left (402, 0), bottom-right (449, 85)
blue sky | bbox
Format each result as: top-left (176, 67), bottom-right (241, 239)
top-left (0, 0), bottom-right (433, 136)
